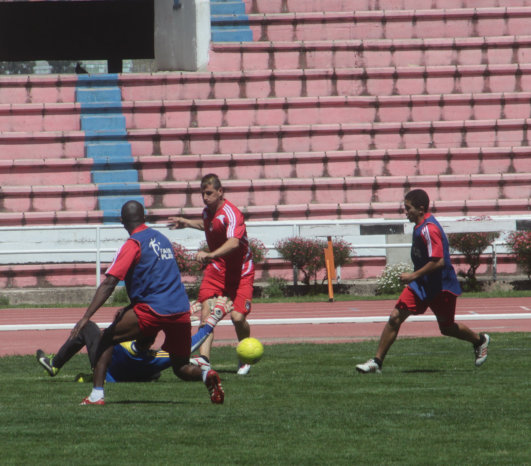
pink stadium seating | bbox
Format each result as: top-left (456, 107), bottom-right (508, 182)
top-left (1, 0), bottom-right (530, 285)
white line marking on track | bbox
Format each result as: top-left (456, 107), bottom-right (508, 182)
top-left (2, 313), bottom-right (531, 331)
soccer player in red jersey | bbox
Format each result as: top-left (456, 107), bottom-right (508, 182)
top-left (356, 189), bottom-right (490, 374)
top-left (71, 200), bottom-right (224, 405)
top-left (169, 174), bottom-right (255, 375)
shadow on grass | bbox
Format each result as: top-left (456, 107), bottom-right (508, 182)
top-left (112, 400), bottom-right (187, 405)
top-left (402, 369), bottom-right (444, 374)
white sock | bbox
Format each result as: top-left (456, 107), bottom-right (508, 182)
top-left (88, 387), bottom-right (104, 402)
top-left (201, 369), bottom-right (208, 383)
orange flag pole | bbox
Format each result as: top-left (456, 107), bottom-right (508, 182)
top-left (324, 236), bottom-right (336, 302)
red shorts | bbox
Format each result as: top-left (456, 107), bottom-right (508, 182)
top-left (198, 265), bottom-right (254, 315)
top-left (395, 287), bottom-right (457, 328)
top-left (134, 303), bottom-right (191, 357)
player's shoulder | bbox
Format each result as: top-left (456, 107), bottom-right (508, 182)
top-left (222, 199), bottom-right (244, 217)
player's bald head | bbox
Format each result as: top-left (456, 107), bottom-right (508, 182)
top-left (121, 200), bottom-right (145, 229)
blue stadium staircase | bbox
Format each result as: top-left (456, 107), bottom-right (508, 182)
top-left (211, 0), bottom-right (252, 42)
top-left (76, 75), bottom-right (144, 223)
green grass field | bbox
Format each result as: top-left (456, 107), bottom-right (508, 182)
top-left (1, 333), bottom-right (530, 465)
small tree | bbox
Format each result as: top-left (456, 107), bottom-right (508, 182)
top-left (317, 237), bottom-right (354, 284)
top-left (448, 231), bottom-right (500, 291)
top-left (506, 231), bottom-right (531, 279)
top-left (275, 237), bottom-right (324, 285)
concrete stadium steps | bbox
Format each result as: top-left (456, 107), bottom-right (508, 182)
top-left (120, 119), bottom-right (531, 155)
top-left (244, 8), bottom-right (531, 42)
top-left (1, 143), bottom-right (527, 188)
top-left (1, 184), bottom-right (99, 213)
top-left (0, 256), bottom-right (390, 288)
top-left (0, 210), bottom-right (103, 227)
top-left (119, 64), bottom-right (528, 100)
top-left (4, 117), bottom-right (531, 158)
top-left (133, 174), bottom-right (531, 210)
top-left (244, 0), bottom-right (531, 14)
top-left (115, 93), bottom-right (531, 130)
top-left (208, 35), bottom-right (531, 71)
top-left (0, 263), bottom-right (105, 288)
top-left (0, 103), bottom-right (82, 132)
top-left (146, 198), bottom-right (530, 223)
top-left (0, 158), bottom-right (93, 186)
top-left (6, 82), bottom-right (531, 134)
top-left (0, 252), bottom-right (519, 289)
top-left (134, 147), bottom-right (531, 181)
top-left (1, 173), bottom-right (527, 225)
top-left (0, 195), bottom-right (527, 227)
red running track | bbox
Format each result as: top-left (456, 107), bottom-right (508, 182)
top-left (0, 297), bottom-right (530, 356)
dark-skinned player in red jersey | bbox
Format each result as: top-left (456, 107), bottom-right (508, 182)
top-left (168, 173), bottom-right (256, 375)
top-left (71, 200), bottom-right (224, 405)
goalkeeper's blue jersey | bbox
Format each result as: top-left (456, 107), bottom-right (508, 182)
top-left (106, 343), bottom-right (171, 382)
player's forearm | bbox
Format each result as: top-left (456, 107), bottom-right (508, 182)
top-left (81, 276), bottom-right (118, 320)
top-left (413, 257), bottom-right (445, 280)
top-left (168, 217), bottom-right (204, 231)
top-left (186, 219), bottom-right (205, 230)
top-left (210, 237), bottom-right (240, 259)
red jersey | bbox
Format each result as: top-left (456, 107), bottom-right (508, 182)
top-left (105, 225), bottom-right (145, 280)
top-left (415, 216), bottom-right (444, 260)
top-left (202, 199), bottom-right (254, 278)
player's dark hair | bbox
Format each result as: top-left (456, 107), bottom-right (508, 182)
top-left (121, 200), bottom-right (145, 227)
top-left (405, 189), bottom-right (430, 211)
top-left (201, 173), bottom-right (222, 190)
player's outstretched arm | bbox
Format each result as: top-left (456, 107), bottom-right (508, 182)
top-left (168, 216), bottom-right (204, 231)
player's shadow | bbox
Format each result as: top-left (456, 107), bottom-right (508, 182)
top-left (402, 369), bottom-right (444, 374)
top-left (112, 400), bottom-right (186, 405)
top-left (216, 369), bottom-right (240, 375)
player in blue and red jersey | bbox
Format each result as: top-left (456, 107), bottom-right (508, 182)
top-left (70, 200), bottom-right (225, 405)
top-left (356, 189), bottom-right (490, 374)
top-left (168, 173), bottom-right (255, 375)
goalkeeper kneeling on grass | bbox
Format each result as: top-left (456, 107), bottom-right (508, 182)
top-left (36, 297), bottom-right (231, 383)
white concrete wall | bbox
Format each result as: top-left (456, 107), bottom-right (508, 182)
top-left (154, 0), bottom-right (211, 72)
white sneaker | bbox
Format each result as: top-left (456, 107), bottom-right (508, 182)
top-left (356, 358), bottom-right (382, 374)
top-left (237, 362), bottom-right (251, 375)
top-left (474, 333), bottom-right (490, 367)
top-left (190, 356), bottom-right (211, 371)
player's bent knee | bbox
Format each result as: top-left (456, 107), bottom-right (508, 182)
top-left (439, 323), bottom-right (457, 336)
top-left (171, 356), bottom-right (200, 381)
top-left (231, 312), bottom-right (246, 324)
top-left (387, 315), bottom-right (402, 331)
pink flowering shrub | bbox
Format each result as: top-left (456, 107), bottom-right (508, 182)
top-left (248, 238), bottom-right (267, 265)
top-left (275, 237), bottom-right (353, 285)
top-left (318, 238), bottom-right (354, 272)
top-left (506, 231), bottom-right (531, 278)
top-left (172, 242), bottom-right (201, 277)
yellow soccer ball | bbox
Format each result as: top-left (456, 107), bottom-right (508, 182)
top-left (236, 337), bottom-right (264, 365)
